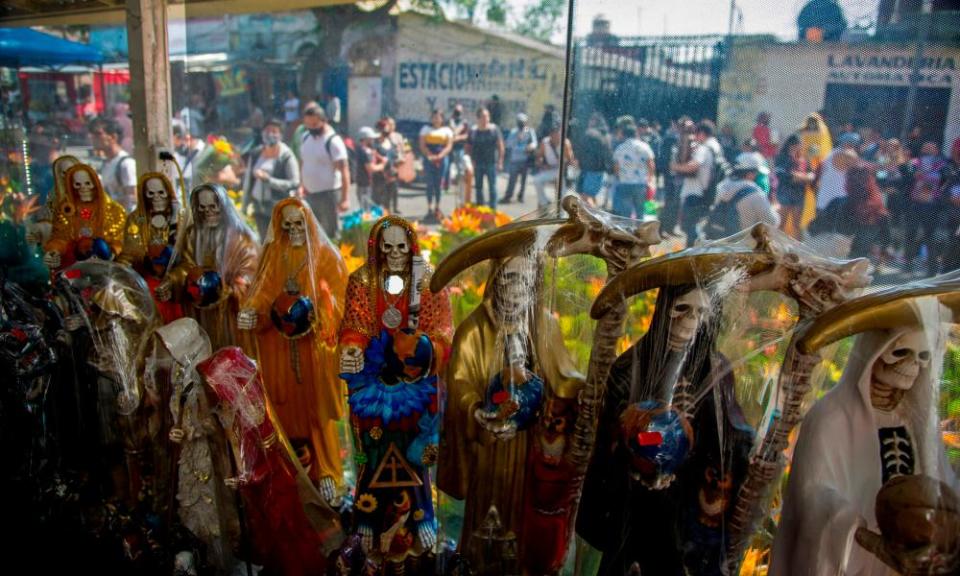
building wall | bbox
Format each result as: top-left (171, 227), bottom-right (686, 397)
top-left (718, 40), bottom-right (960, 151)
top-left (394, 13), bottom-right (565, 128)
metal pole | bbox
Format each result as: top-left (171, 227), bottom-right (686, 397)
top-left (728, 0), bottom-right (737, 38)
top-left (901, 0), bottom-right (932, 140)
top-left (556, 0), bottom-right (577, 214)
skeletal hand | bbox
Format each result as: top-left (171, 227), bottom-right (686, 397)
top-left (358, 524), bottom-right (374, 554)
top-left (340, 346), bottom-right (364, 374)
top-left (64, 314), bottom-right (85, 332)
top-left (418, 520), bottom-right (438, 551)
top-left (44, 251), bottom-right (61, 270)
top-left (168, 427), bottom-right (184, 443)
top-left (856, 527), bottom-right (958, 576)
top-left (474, 408), bottom-right (518, 441)
top-left (155, 279), bottom-right (173, 302)
top-left (237, 308), bottom-right (257, 330)
top-left (224, 477), bottom-right (240, 489)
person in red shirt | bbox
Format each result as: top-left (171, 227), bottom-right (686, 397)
top-left (752, 112), bottom-right (777, 160)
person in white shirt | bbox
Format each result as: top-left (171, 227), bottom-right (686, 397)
top-left (612, 122), bottom-right (655, 218)
top-left (89, 117), bottom-right (137, 211)
top-left (671, 120), bottom-right (725, 246)
top-left (706, 152), bottom-right (779, 239)
top-left (299, 104), bottom-right (350, 238)
top-left (532, 124), bottom-right (576, 209)
top-left (817, 132), bottom-right (861, 210)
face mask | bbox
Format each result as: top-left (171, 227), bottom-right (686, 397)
top-left (263, 134), bottom-right (280, 146)
top-left (308, 128), bottom-right (324, 137)
top-left (176, 145), bottom-right (188, 155)
top-left (453, 111), bottom-right (461, 120)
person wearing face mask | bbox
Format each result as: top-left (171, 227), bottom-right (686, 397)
top-left (241, 119), bottom-right (300, 238)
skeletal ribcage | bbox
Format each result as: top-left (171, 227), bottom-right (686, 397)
top-left (878, 426), bottom-right (915, 484)
top-left (672, 378), bottom-right (696, 420)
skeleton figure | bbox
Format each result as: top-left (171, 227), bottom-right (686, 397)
top-left (338, 216), bottom-right (453, 567)
top-left (773, 316), bottom-right (960, 575)
top-left (118, 172), bottom-right (182, 322)
top-left (238, 198), bottom-right (348, 503)
top-left (44, 163), bottom-right (126, 271)
top-left (578, 284), bottom-right (754, 576)
top-left (158, 183), bottom-right (259, 352)
top-left (436, 246), bottom-right (584, 576)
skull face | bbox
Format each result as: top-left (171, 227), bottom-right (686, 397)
top-left (667, 288), bottom-right (711, 352)
top-left (144, 178), bottom-right (170, 213)
top-left (380, 225), bottom-right (410, 273)
top-left (197, 189), bottom-right (221, 229)
top-left (72, 169), bottom-right (96, 203)
top-left (493, 256), bottom-right (534, 323)
top-left (873, 330), bottom-right (931, 392)
top-left (281, 205), bottom-right (307, 246)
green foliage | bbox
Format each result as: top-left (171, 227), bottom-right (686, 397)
top-left (514, 0), bottom-right (566, 42)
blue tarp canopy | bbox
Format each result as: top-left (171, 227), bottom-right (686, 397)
top-left (0, 27), bottom-right (104, 69)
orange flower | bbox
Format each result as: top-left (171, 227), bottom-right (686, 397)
top-left (339, 243), bottom-right (365, 274)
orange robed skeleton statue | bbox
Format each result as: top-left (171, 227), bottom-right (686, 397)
top-left (238, 198), bottom-right (348, 503)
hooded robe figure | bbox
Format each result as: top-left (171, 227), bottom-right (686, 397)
top-left (119, 172), bottom-right (183, 323)
top-left (437, 253), bottom-right (585, 574)
top-left (165, 183), bottom-right (259, 353)
top-left (577, 284), bottom-right (754, 576)
top-left (45, 163), bottom-right (126, 271)
top-left (771, 298), bottom-right (959, 576)
top-left (241, 198), bottom-right (348, 491)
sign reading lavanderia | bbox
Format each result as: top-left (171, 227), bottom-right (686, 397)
top-left (827, 52), bottom-right (956, 86)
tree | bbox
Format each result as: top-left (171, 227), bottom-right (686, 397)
top-left (514, 0), bottom-right (566, 42)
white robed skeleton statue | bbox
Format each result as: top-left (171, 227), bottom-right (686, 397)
top-left (772, 275), bottom-right (960, 575)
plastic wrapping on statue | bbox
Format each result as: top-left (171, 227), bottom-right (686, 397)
top-left (198, 346), bottom-right (341, 575)
top-left (163, 183), bottom-right (259, 352)
top-left (338, 215), bottom-right (454, 567)
top-left (576, 224), bottom-right (872, 576)
top-left (430, 198), bottom-right (665, 576)
top-left (771, 272), bottom-right (960, 576)
top-left (239, 197), bottom-right (348, 500)
top-left (56, 259), bottom-right (160, 503)
top-left (119, 172), bottom-right (183, 323)
top-left (44, 163), bottom-right (126, 272)
top-left (154, 317), bottom-right (240, 572)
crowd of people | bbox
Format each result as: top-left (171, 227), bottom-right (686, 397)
top-left (563, 110), bottom-right (960, 277)
top-left (18, 91), bottom-right (960, 279)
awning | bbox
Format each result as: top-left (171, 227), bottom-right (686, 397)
top-left (0, 27), bottom-right (104, 69)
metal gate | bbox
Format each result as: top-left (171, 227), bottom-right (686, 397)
top-left (571, 35), bottom-right (726, 130)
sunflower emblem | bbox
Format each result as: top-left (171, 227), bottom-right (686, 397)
top-left (369, 426), bottom-right (383, 441)
top-left (356, 493), bottom-right (378, 513)
top-left (413, 509), bottom-right (425, 521)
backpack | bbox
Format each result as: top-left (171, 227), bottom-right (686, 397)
top-left (704, 185), bottom-right (755, 240)
top-left (302, 131), bottom-right (357, 184)
top-left (115, 155), bottom-right (135, 188)
top-left (702, 142), bottom-right (732, 205)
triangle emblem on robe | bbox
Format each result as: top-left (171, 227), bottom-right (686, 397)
top-left (369, 442), bottom-right (423, 489)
